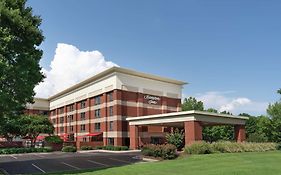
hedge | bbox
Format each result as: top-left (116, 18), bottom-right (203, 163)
top-left (0, 147), bottom-right (52, 154)
top-left (141, 144), bottom-right (177, 160)
top-left (62, 146), bottom-right (77, 152)
top-left (95, 145), bottom-right (129, 151)
top-left (185, 141), bottom-right (277, 154)
top-left (80, 146), bottom-right (94, 150)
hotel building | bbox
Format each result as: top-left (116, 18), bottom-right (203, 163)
top-left (26, 67), bottom-right (248, 149)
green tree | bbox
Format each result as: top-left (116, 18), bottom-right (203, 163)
top-left (203, 125), bottom-right (234, 142)
top-left (267, 89), bottom-right (281, 142)
top-left (182, 97), bottom-right (204, 111)
top-left (0, 116), bottom-right (21, 141)
top-left (0, 0), bottom-right (44, 119)
top-left (19, 115), bottom-right (54, 146)
top-left (206, 108), bottom-right (218, 113)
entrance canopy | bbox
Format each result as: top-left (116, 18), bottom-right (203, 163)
top-left (127, 110), bottom-right (248, 126)
top-left (126, 110), bottom-right (249, 149)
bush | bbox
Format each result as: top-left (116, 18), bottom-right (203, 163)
top-left (166, 128), bottom-right (184, 150)
top-left (80, 146), bottom-right (93, 150)
top-left (185, 141), bottom-right (277, 154)
top-left (0, 147), bottom-right (52, 154)
top-left (141, 144), bottom-right (177, 160)
top-left (62, 146), bottom-right (77, 152)
top-left (95, 145), bottom-right (129, 151)
top-left (276, 143), bottom-right (281, 150)
top-left (247, 133), bottom-right (268, 142)
top-left (45, 136), bottom-right (63, 144)
top-left (185, 141), bottom-right (213, 154)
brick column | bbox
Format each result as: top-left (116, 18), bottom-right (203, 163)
top-left (129, 125), bottom-right (139, 149)
top-left (64, 106), bottom-right (67, 135)
top-left (55, 109), bottom-right (59, 135)
top-left (101, 93), bottom-right (108, 146)
top-left (234, 125), bottom-right (246, 142)
top-left (75, 102), bottom-right (78, 142)
top-left (87, 98), bottom-right (91, 139)
top-left (185, 121), bottom-right (202, 145)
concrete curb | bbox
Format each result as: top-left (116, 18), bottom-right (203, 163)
top-left (78, 149), bottom-right (141, 154)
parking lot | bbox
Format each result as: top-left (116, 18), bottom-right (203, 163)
top-left (0, 151), bottom-right (142, 174)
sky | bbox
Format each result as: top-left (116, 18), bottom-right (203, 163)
top-left (27, 0), bottom-right (281, 116)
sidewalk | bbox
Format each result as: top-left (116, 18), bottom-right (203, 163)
top-left (78, 149), bottom-right (141, 154)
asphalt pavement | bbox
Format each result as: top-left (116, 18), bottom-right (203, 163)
top-left (0, 151), bottom-right (142, 174)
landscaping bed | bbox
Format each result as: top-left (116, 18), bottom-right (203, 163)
top-left (0, 147), bottom-right (52, 154)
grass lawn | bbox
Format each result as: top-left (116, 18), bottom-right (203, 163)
top-left (57, 151), bottom-right (281, 175)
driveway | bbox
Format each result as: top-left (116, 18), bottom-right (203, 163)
top-left (0, 151), bottom-right (142, 174)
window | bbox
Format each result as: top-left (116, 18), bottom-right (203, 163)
top-left (68, 104), bottom-right (74, 111)
top-left (52, 110), bottom-right (56, 116)
top-left (91, 135), bottom-right (103, 142)
top-left (94, 96), bottom-right (101, 105)
top-left (68, 115), bottom-right (74, 122)
top-left (69, 126), bottom-right (74, 132)
top-left (59, 108), bottom-right (64, 114)
top-left (95, 109), bottom-right (101, 118)
top-left (60, 127), bottom-right (64, 133)
top-left (108, 138), bottom-right (114, 145)
top-left (109, 121), bottom-right (114, 131)
top-left (109, 106), bottom-right (113, 116)
top-left (80, 112), bottom-right (86, 120)
top-left (80, 100), bottom-right (86, 109)
top-left (59, 117), bottom-right (64, 123)
top-left (108, 92), bottom-right (113, 101)
top-left (94, 123), bottom-right (101, 131)
top-left (83, 137), bottom-right (87, 142)
top-left (52, 119), bottom-right (56, 124)
top-left (80, 124), bottom-right (86, 132)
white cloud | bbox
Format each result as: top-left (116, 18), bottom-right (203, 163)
top-left (219, 98), bottom-right (251, 112)
top-left (187, 91), bottom-right (268, 115)
top-left (35, 43), bottom-right (118, 98)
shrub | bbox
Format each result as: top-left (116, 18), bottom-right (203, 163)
top-left (247, 133), bottom-right (268, 143)
top-left (166, 128), bottom-right (184, 150)
top-left (141, 144), bottom-right (177, 160)
top-left (185, 141), bottom-right (213, 154)
top-left (185, 141), bottom-right (277, 154)
top-left (80, 146), bottom-right (93, 150)
top-left (62, 146), bottom-right (77, 152)
top-left (45, 136), bottom-right (63, 144)
top-left (276, 143), bottom-right (281, 150)
top-left (94, 145), bottom-right (129, 151)
top-left (161, 144), bottom-right (177, 159)
top-left (0, 147), bottom-right (53, 154)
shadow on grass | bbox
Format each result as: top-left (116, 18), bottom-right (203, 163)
top-left (44, 167), bottom-right (110, 175)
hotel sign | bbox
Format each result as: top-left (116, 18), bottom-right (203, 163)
top-left (144, 95), bottom-right (161, 105)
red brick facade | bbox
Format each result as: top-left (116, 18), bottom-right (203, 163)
top-left (49, 89), bottom-right (181, 147)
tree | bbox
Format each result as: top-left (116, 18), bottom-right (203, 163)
top-left (206, 108), bottom-right (218, 113)
top-left (267, 89), bottom-right (281, 142)
top-left (19, 115), bottom-right (54, 146)
top-left (182, 97), bottom-right (204, 111)
top-left (0, 0), bottom-right (44, 119)
top-left (0, 116), bottom-right (21, 141)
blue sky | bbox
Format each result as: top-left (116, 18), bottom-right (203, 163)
top-left (28, 0), bottom-right (281, 115)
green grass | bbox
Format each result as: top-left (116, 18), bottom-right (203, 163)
top-left (54, 151), bottom-right (281, 175)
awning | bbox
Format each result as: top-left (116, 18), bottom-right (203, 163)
top-left (36, 135), bottom-right (46, 140)
top-left (78, 132), bottom-right (102, 138)
top-left (85, 132), bottom-right (103, 137)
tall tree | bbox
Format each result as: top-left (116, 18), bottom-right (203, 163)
top-left (182, 97), bottom-right (204, 111)
top-left (267, 89), bottom-right (281, 142)
top-left (0, 0), bottom-right (44, 119)
top-left (19, 115), bottom-right (54, 146)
